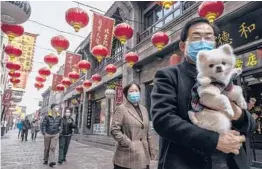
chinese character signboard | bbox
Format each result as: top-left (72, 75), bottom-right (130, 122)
top-left (2, 89), bottom-right (12, 106)
top-left (90, 13), bottom-right (115, 57)
top-left (217, 8), bottom-right (262, 48)
top-left (86, 99), bottom-right (92, 129)
top-left (64, 52), bottom-right (81, 77)
top-left (235, 48), bottom-right (262, 70)
top-left (51, 74), bottom-right (63, 91)
top-left (9, 32), bottom-right (38, 72)
top-left (115, 86), bottom-right (123, 105)
top-left (13, 71), bottom-right (29, 89)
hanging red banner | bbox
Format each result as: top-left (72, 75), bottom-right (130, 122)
top-left (2, 89), bottom-right (12, 106)
top-left (115, 86), bottom-right (123, 105)
top-left (52, 74), bottom-right (63, 91)
top-left (90, 13), bottom-right (115, 57)
top-left (14, 71), bottom-right (29, 89)
top-left (64, 52), bottom-right (81, 77)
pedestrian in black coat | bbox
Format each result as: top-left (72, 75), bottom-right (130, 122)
top-left (150, 17), bottom-right (256, 169)
top-left (21, 116), bottom-right (31, 141)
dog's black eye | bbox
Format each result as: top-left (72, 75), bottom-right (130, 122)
top-left (222, 62), bottom-right (226, 65)
top-left (209, 64), bottom-right (214, 68)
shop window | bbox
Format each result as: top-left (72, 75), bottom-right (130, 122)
top-left (93, 98), bottom-right (107, 135)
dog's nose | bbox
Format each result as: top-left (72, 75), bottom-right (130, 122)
top-left (216, 66), bottom-right (222, 71)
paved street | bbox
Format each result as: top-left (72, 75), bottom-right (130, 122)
top-left (1, 130), bottom-right (157, 169)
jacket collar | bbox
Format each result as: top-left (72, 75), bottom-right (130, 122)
top-left (48, 111), bottom-right (60, 117)
top-left (180, 60), bottom-right (197, 79)
top-left (124, 101), bottom-right (144, 124)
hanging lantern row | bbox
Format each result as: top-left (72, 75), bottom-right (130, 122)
top-left (105, 64), bottom-right (117, 76)
top-left (114, 23), bottom-right (133, 45)
top-left (44, 53), bottom-right (59, 69)
top-left (51, 35), bottom-right (70, 55)
top-left (8, 71), bottom-right (21, 79)
top-left (1, 24), bottom-right (24, 42)
top-left (65, 7), bottom-right (89, 32)
top-left (125, 52), bottom-right (139, 68)
top-left (157, 1), bottom-right (175, 10)
top-left (91, 74), bottom-right (102, 84)
top-left (83, 80), bottom-right (92, 89)
top-left (76, 85), bottom-right (84, 93)
top-left (10, 78), bottom-right (20, 86)
top-left (6, 61), bottom-right (21, 72)
top-left (78, 60), bottom-right (91, 73)
top-left (4, 45), bottom-right (22, 61)
top-left (35, 75), bottom-right (46, 83)
top-left (61, 77), bottom-right (72, 88)
top-left (68, 70), bottom-right (80, 83)
top-left (38, 67), bottom-right (51, 77)
top-left (151, 32), bottom-right (169, 51)
top-left (35, 82), bottom-right (44, 91)
top-left (91, 45), bottom-right (108, 63)
top-left (198, 1), bottom-right (224, 24)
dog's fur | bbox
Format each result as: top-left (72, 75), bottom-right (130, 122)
top-left (188, 44), bottom-right (247, 134)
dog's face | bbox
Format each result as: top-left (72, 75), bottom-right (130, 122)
top-left (196, 44), bottom-right (236, 84)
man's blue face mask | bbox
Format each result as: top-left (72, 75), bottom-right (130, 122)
top-left (186, 40), bottom-right (215, 62)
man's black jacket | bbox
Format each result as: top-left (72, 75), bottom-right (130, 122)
top-left (61, 116), bottom-right (76, 136)
top-left (151, 61), bottom-right (256, 169)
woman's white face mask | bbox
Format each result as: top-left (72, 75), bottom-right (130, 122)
top-left (65, 112), bottom-right (70, 117)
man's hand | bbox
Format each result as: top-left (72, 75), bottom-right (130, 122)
top-left (230, 102), bottom-right (243, 121)
top-left (216, 130), bottom-right (245, 155)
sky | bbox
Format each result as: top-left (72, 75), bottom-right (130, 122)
top-left (18, 1), bottom-right (114, 114)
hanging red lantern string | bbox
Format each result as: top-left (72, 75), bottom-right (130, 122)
top-left (8, 71), bottom-right (21, 80)
top-left (105, 64), bottom-right (117, 76)
top-left (44, 53), bottom-right (59, 69)
top-left (4, 45), bottom-right (22, 61)
top-left (38, 67), bottom-right (51, 78)
top-left (10, 78), bottom-right (20, 86)
top-left (91, 45), bottom-right (108, 63)
top-left (1, 24), bottom-right (24, 42)
top-left (157, 1), bottom-right (175, 10)
top-left (35, 75), bottom-right (46, 84)
top-left (65, 7), bottom-right (89, 32)
top-left (35, 82), bottom-right (44, 91)
top-left (61, 77), bottom-right (72, 88)
top-left (198, 1), bottom-right (224, 24)
top-left (114, 23), bottom-right (133, 45)
top-left (91, 74), bottom-right (102, 84)
top-left (56, 84), bottom-right (65, 92)
top-left (68, 70), bottom-right (80, 83)
top-left (78, 60), bottom-right (91, 73)
top-left (151, 32), bottom-right (169, 51)
top-left (6, 61), bottom-right (21, 72)
top-left (75, 85), bottom-right (84, 93)
top-left (125, 52), bottom-right (139, 67)
top-left (83, 80), bottom-right (92, 89)
top-left (51, 35), bottom-right (70, 54)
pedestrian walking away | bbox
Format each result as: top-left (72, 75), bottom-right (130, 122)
top-left (41, 103), bottom-right (63, 168)
top-left (21, 117), bottom-right (31, 141)
top-left (111, 83), bottom-right (156, 169)
top-left (58, 109), bottom-right (76, 164)
top-left (31, 118), bottom-right (40, 140)
top-left (16, 120), bottom-right (23, 139)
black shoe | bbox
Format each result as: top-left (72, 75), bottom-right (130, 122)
top-left (49, 162), bottom-right (56, 167)
top-left (58, 161), bottom-right (63, 165)
top-left (63, 158), bottom-right (66, 162)
top-left (43, 161), bottom-right (48, 165)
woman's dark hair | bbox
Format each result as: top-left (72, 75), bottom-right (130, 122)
top-left (180, 17), bottom-right (220, 42)
top-left (123, 83), bottom-right (141, 98)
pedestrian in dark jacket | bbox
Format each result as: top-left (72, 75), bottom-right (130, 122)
top-left (31, 119), bottom-right (40, 140)
top-left (21, 116), bottom-right (31, 141)
top-left (150, 17), bottom-right (256, 169)
top-left (58, 109), bottom-right (76, 164)
top-left (41, 103), bottom-right (63, 168)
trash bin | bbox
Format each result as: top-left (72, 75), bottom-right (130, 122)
top-left (1, 127), bottom-right (5, 136)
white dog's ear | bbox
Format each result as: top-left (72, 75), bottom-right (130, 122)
top-left (221, 44), bottom-right (234, 55)
top-left (197, 51), bottom-right (208, 63)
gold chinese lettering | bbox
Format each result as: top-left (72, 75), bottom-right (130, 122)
top-left (217, 31), bottom-right (233, 45)
top-left (235, 58), bottom-right (243, 69)
top-left (239, 22), bottom-right (256, 39)
top-left (246, 53), bottom-right (258, 67)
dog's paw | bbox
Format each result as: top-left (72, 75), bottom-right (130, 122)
top-left (238, 100), bottom-right (247, 110)
top-left (198, 77), bottom-right (212, 86)
top-left (225, 109), bottom-right (234, 118)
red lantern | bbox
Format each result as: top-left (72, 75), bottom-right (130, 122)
top-left (125, 52), bottom-right (139, 67)
top-left (1, 24), bottom-right (24, 41)
top-left (6, 61), bottom-right (21, 72)
top-left (56, 84), bottom-right (65, 92)
top-left (114, 23), bottom-right (133, 45)
top-left (35, 82), bottom-right (44, 91)
top-left (76, 85), bottom-right (84, 93)
top-left (198, 1), bottom-right (224, 23)
top-left (91, 45), bottom-right (108, 63)
top-left (78, 60), bottom-right (91, 73)
top-left (35, 75), bottom-right (46, 83)
top-left (151, 32), bottom-right (169, 51)
top-left (83, 80), bottom-right (92, 89)
top-left (10, 78), bottom-right (20, 86)
top-left (44, 53), bottom-right (59, 69)
top-left (8, 71), bottom-right (21, 79)
top-left (51, 35), bottom-right (70, 54)
top-left (68, 70), bottom-right (80, 83)
top-left (91, 74), bottom-right (102, 84)
top-left (105, 64), bottom-right (117, 76)
top-left (157, 1), bottom-right (175, 10)
top-left (38, 67), bottom-right (51, 77)
top-left (65, 7), bottom-right (89, 32)
top-left (61, 77), bottom-right (72, 88)
top-left (4, 45), bottom-right (22, 61)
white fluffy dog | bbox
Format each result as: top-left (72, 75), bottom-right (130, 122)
top-left (188, 44), bottom-right (247, 134)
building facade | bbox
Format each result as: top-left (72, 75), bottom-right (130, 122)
top-left (41, 86), bottom-right (51, 117)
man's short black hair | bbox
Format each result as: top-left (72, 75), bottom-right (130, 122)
top-left (50, 103), bottom-right (58, 109)
top-left (123, 83), bottom-right (141, 98)
top-left (180, 17), bottom-right (220, 42)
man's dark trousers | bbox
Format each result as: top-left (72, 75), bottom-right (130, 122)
top-left (21, 129), bottom-right (28, 141)
top-left (58, 135), bottom-right (71, 161)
